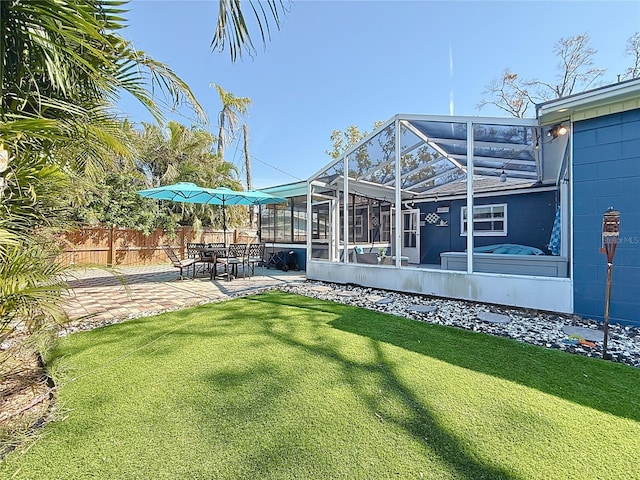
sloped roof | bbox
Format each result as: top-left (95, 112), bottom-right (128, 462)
top-left (310, 115), bottom-right (541, 196)
top-left (418, 177), bottom-right (543, 199)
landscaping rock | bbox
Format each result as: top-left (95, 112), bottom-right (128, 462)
top-left (477, 312), bottom-right (511, 324)
top-left (562, 325), bottom-right (605, 342)
top-left (282, 280), bottom-right (640, 369)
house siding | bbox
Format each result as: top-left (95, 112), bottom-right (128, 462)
top-left (573, 109), bottom-right (640, 326)
top-left (419, 191), bottom-right (557, 265)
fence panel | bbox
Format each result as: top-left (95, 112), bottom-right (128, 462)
top-left (58, 226), bottom-right (257, 267)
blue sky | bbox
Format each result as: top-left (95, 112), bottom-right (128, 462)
top-left (117, 1), bottom-right (640, 188)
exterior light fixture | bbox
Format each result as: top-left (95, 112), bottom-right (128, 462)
top-left (499, 170), bottom-right (507, 182)
top-left (548, 124), bottom-right (569, 139)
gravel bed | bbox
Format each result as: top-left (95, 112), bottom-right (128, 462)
top-left (281, 280), bottom-right (640, 368)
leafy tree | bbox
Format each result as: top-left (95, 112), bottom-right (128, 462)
top-left (478, 34), bottom-right (605, 117)
top-left (133, 121), bottom-right (245, 229)
top-left (326, 123), bottom-right (384, 160)
top-left (72, 170), bottom-right (162, 235)
top-left (1, 1), bottom-right (205, 172)
top-left (69, 120), bottom-right (248, 233)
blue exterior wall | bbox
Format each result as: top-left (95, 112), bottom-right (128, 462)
top-left (419, 190), bottom-right (557, 265)
top-left (265, 246), bottom-right (307, 270)
top-left (573, 109), bottom-right (640, 326)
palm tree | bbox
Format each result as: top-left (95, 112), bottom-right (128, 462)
top-left (1, 0), bottom-right (206, 169)
top-left (213, 84), bottom-right (252, 160)
top-left (134, 121), bottom-right (243, 229)
top-left (211, 0), bottom-right (290, 61)
top-left (0, 0), bottom-right (207, 383)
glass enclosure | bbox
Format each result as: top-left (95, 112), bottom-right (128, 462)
top-left (260, 195), bottom-right (307, 244)
top-left (256, 115), bottom-right (569, 276)
top-left (305, 114), bottom-right (569, 276)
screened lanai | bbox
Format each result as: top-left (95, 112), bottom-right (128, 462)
top-left (305, 114), bottom-right (572, 313)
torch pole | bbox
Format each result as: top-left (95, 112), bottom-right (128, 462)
top-left (603, 262), bottom-right (613, 360)
top-left (600, 207), bottom-right (620, 361)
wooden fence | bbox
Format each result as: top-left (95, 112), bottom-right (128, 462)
top-left (58, 226), bottom-right (258, 267)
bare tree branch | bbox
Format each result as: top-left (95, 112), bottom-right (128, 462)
top-left (477, 69), bottom-right (535, 118)
top-left (479, 34), bottom-right (606, 117)
top-left (623, 32), bottom-right (640, 80)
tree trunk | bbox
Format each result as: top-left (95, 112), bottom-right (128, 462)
top-left (217, 111), bottom-right (226, 158)
top-left (243, 124), bottom-right (254, 227)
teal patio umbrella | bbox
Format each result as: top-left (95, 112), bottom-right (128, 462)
top-left (138, 183), bottom-right (286, 246)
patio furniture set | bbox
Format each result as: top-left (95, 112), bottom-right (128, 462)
top-left (162, 243), bottom-right (267, 281)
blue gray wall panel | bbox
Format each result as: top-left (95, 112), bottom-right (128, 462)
top-left (419, 191), bottom-right (557, 265)
top-left (573, 109), bottom-right (640, 326)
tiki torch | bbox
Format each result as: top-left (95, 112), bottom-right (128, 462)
top-left (600, 207), bottom-right (620, 360)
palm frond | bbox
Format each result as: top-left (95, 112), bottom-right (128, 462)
top-left (211, 0), bottom-right (290, 62)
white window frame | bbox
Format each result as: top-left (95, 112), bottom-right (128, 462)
top-left (461, 203), bottom-right (507, 236)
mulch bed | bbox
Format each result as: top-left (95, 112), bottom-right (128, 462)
top-left (0, 336), bottom-right (55, 459)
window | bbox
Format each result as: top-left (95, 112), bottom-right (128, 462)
top-left (312, 202), bottom-right (330, 240)
top-left (380, 208), bottom-right (391, 242)
top-left (292, 199), bottom-right (307, 242)
top-left (461, 203), bottom-right (507, 236)
top-left (259, 195), bottom-right (306, 243)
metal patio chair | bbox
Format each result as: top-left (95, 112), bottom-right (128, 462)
top-left (162, 245), bottom-right (196, 280)
top-left (215, 243), bottom-right (247, 281)
top-left (246, 243), bottom-right (266, 277)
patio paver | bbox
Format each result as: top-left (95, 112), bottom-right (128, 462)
top-left (61, 264), bottom-right (306, 329)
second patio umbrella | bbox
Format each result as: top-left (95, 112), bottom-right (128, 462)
top-left (138, 183), bottom-right (286, 246)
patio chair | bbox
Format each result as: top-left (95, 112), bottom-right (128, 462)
top-left (246, 243), bottom-right (266, 276)
top-left (162, 245), bottom-right (196, 280)
top-left (187, 242), bottom-right (210, 277)
top-left (215, 243), bottom-right (247, 281)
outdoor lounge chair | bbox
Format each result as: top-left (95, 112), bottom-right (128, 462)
top-left (162, 245), bottom-right (196, 280)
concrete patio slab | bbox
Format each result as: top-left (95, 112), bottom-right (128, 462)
top-left (409, 305), bottom-right (437, 313)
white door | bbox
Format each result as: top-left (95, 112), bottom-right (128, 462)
top-left (402, 209), bottom-right (420, 264)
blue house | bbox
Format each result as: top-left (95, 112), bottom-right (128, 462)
top-left (538, 79), bottom-right (640, 326)
top-left (260, 79), bottom-right (640, 326)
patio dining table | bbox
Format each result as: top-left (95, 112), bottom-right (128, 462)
top-left (202, 245), bottom-right (243, 281)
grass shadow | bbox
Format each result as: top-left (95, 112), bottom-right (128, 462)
top-left (251, 292), bottom-right (640, 423)
top-left (241, 293), bottom-right (518, 479)
top-left (326, 302), bottom-right (640, 423)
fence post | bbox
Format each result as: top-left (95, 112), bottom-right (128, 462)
top-left (108, 226), bottom-right (115, 267)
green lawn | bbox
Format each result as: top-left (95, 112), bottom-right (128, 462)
top-left (2, 292), bottom-right (640, 479)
